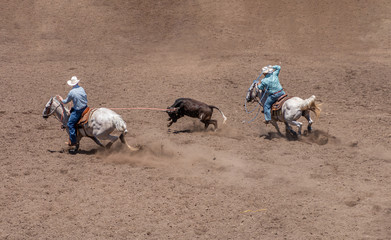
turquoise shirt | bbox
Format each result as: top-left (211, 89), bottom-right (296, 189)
top-left (257, 65), bottom-right (283, 94)
top-left (62, 85), bottom-right (88, 110)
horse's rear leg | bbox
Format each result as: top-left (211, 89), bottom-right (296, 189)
top-left (303, 110), bottom-right (313, 133)
top-left (285, 120), bottom-right (302, 136)
top-left (90, 136), bottom-right (104, 147)
top-left (119, 133), bottom-right (139, 152)
top-left (103, 135), bottom-right (118, 149)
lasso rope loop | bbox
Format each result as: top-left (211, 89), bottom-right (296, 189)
top-left (244, 100), bottom-right (262, 123)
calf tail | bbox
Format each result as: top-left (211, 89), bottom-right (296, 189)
top-left (300, 95), bottom-right (321, 119)
top-left (113, 115), bottom-right (128, 133)
top-left (210, 106), bottom-right (227, 124)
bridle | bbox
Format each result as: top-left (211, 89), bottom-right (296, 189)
top-left (244, 81), bottom-right (267, 123)
top-left (44, 97), bottom-right (68, 128)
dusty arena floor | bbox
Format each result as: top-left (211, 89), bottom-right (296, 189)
top-left (1, 0), bottom-right (391, 239)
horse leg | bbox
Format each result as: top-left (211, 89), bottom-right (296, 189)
top-left (105, 135), bottom-right (118, 149)
top-left (89, 136), bottom-right (104, 147)
top-left (292, 120), bottom-right (303, 135)
top-left (119, 132), bottom-right (139, 152)
top-left (270, 120), bottom-right (283, 136)
top-left (93, 132), bottom-right (118, 150)
top-left (284, 120), bottom-right (302, 136)
top-left (69, 143), bottom-right (79, 154)
top-left (303, 110), bottom-right (313, 133)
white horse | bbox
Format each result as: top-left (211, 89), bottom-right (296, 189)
top-left (245, 81), bottom-right (321, 137)
top-left (42, 96), bottom-right (139, 153)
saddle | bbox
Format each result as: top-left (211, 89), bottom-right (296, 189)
top-left (272, 94), bottom-right (291, 111)
top-left (76, 107), bottom-right (96, 138)
top-left (77, 107), bottom-right (96, 126)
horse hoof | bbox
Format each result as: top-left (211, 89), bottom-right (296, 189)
top-left (69, 149), bottom-right (77, 155)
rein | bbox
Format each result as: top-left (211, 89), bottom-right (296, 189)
top-left (243, 80), bottom-right (267, 123)
top-left (46, 100), bottom-right (60, 117)
top-left (46, 97), bottom-right (68, 128)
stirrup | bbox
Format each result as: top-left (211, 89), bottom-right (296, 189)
top-left (67, 140), bottom-right (77, 146)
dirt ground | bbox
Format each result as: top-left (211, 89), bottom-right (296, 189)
top-left (1, 0), bottom-right (391, 239)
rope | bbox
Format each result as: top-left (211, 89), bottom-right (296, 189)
top-left (243, 77), bottom-right (268, 123)
top-left (109, 107), bottom-right (174, 112)
top-left (243, 99), bottom-right (262, 123)
top-left (244, 99), bottom-right (260, 114)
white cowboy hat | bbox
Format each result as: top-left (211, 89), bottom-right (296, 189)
top-left (67, 76), bottom-right (80, 86)
top-left (261, 65), bottom-right (274, 74)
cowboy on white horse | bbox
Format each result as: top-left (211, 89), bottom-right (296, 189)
top-left (57, 76), bottom-right (88, 146)
top-left (256, 65), bottom-right (285, 124)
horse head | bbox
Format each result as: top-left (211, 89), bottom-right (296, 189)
top-left (42, 96), bottom-right (68, 119)
top-left (42, 97), bottom-right (55, 119)
top-left (246, 81), bottom-right (259, 103)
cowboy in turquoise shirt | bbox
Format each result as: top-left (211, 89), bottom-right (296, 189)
top-left (257, 65), bottom-right (285, 124)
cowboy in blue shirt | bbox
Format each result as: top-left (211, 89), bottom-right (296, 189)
top-left (257, 65), bottom-right (285, 124)
top-left (58, 76), bottom-right (88, 146)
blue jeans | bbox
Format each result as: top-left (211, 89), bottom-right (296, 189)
top-left (68, 107), bottom-right (87, 144)
top-left (264, 91), bottom-right (285, 121)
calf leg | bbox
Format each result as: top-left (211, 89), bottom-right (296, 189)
top-left (167, 116), bottom-right (179, 127)
top-left (208, 119), bottom-right (218, 131)
top-left (200, 113), bottom-right (217, 130)
top-left (201, 119), bottom-right (209, 129)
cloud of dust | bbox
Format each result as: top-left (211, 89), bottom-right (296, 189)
top-left (300, 129), bottom-right (340, 146)
top-left (170, 122), bottom-right (246, 141)
top-left (98, 129), bottom-right (251, 187)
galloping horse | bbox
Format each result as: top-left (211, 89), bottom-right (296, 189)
top-left (42, 96), bottom-right (139, 153)
top-left (245, 81), bottom-right (321, 137)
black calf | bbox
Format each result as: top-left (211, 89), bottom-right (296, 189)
top-left (166, 98), bottom-right (227, 130)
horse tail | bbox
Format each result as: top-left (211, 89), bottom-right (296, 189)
top-left (113, 115), bottom-right (128, 133)
top-left (210, 106), bottom-right (227, 124)
top-left (300, 95), bottom-right (321, 119)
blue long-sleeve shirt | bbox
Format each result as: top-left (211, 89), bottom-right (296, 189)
top-left (257, 65), bottom-right (283, 94)
top-left (62, 85), bottom-right (88, 110)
